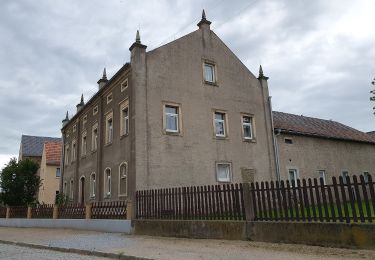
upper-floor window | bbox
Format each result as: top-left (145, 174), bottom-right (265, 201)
top-left (288, 169), bottom-right (298, 186)
top-left (64, 144), bottom-right (70, 165)
top-left (107, 93), bottom-right (113, 104)
top-left (55, 168), bottom-right (61, 178)
top-left (216, 162), bottom-right (231, 182)
top-left (204, 62), bottom-right (216, 83)
top-left (121, 78), bottom-right (128, 92)
top-left (92, 123), bottom-right (98, 151)
top-left (93, 105), bottom-right (98, 115)
top-left (242, 115), bottom-right (253, 140)
top-left (214, 112), bottom-right (226, 137)
top-left (105, 113), bottom-right (113, 144)
top-left (164, 105), bottom-right (180, 133)
top-left (120, 100), bottom-right (129, 136)
top-left (81, 132), bottom-right (87, 156)
top-left (318, 170), bottom-right (326, 185)
top-left (73, 124), bottom-right (77, 132)
top-left (104, 168), bottom-right (111, 197)
top-left (71, 140), bottom-right (77, 162)
top-left (82, 115), bottom-right (87, 130)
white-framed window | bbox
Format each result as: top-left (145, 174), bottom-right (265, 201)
top-left (119, 162), bottom-right (128, 196)
top-left (90, 173), bottom-right (96, 198)
top-left (214, 112), bottom-right (226, 137)
top-left (69, 179), bottom-right (74, 199)
top-left (216, 162), bottom-right (231, 182)
top-left (92, 123), bottom-right (98, 151)
top-left (318, 170), bottom-right (326, 185)
top-left (93, 105), bottom-right (98, 115)
top-left (164, 104), bottom-right (180, 133)
top-left (288, 169), bottom-right (298, 186)
top-left (242, 115), bottom-right (253, 140)
top-left (342, 170), bottom-right (349, 184)
top-left (55, 168), bottom-right (61, 178)
top-left (105, 112), bottom-right (113, 144)
top-left (71, 140), bottom-right (77, 162)
top-left (121, 78), bottom-right (128, 92)
top-left (204, 62), bottom-right (216, 83)
top-left (107, 93), bottom-right (113, 104)
top-left (363, 172), bottom-right (369, 183)
top-left (81, 131), bottom-right (87, 156)
top-left (120, 100), bottom-right (129, 136)
top-left (104, 168), bottom-right (111, 197)
top-left (64, 144), bottom-right (70, 165)
top-left (82, 115), bottom-right (87, 130)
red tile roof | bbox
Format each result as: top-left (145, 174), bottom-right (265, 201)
top-left (273, 111), bottom-right (375, 144)
top-left (44, 142), bottom-right (62, 166)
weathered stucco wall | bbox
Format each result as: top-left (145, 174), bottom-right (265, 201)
top-left (277, 133), bottom-right (375, 182)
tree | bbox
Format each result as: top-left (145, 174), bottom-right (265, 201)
top-left (371, 78), bottom-right (375, 114)
top-left (0, 158), bottom-right (41, 206)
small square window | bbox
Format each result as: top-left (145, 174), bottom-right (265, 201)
top-left (107, 93), bottom-right (113, 104)
top-left (216, 163), bottom-right (231, 182)
top-left (93, 105), bottom-right (98, 115)
top-left (121, 78), bottom-right (128, 92)
top-left (285, 138), bottom-right (293, 144)
top-left (204, 63), bottom-right (215, 83)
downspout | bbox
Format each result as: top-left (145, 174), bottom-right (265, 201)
top-left (60, 131), bottom-right (65, 194)
top-left (268, 96), bottom-right (280, 182)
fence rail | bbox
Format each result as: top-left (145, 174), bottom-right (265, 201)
top-left (31, 204), bottom-right (54, 219)
top-left (136, 183), bottom-right (246, 220)
top-left (252, 175), bottom-right (375, 223)
top-left (92, 201), bottom-right (127, 219)
top-left (8, 206), bottom-right (28, 218)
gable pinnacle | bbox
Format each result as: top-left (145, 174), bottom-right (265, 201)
top-left (102, 68), bottom-right (107, 80)
top-left (136, 30), bottom-right (141, 43)
top-left (259, 65), bottom-right (264, 77)
top-left (80, 94), bottom-right (84, 104)
top-left (64, 111), bottom-right (69, 120)
top-left (197, 9), bottom-right (211, 28)
top-left (202, 9), bottom-right (206, 20)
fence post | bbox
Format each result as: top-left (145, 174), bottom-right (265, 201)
top-left (53, 205), bottom-right (59, 219)
top-left (242, 183), bottom-right (255, 221)
top-left (85, 203), bottom-right (92, 219)
top-left (127, 200), bottom-right (133, 220)
top-left (27, 206), bottom-right (32, 219)
top-left (6, 207), bottom-right (10, 219)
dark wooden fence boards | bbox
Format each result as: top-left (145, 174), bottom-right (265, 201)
top-left (58, 204), bottom-right (85, 219)
top-left (31, 204), bottom-right (54, 219)
top-left (0, 207), bottom-right (7, 218)
top-left (252, 175), bottom-right (375, 223)
top-left (136, 183), bottom-right (246, 220)
top-left (8, 206), bottom-right (28, 218)
top-left (92, 201), bottom-right (127, 219)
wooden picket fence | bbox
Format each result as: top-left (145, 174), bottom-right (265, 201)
top-left (252, 175), bottom-right (375, 223)
top-left (58, 203), bottom-right (86, 219)
top-left (92, 201), bottom-right (127, 219)
top-left (8, 206), bottom-right (28, 218)
top-left (136, 184), bottom-right (246, 220)
top-left (0, 207), bottom-right (6, 218)
top-left (31, 204), bottom-right (54, 219)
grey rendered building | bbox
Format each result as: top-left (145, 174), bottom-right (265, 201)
top-left (61, 12), bottom-right (276, 204)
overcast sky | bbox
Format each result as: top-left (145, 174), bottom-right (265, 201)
top-left (0, 0), bottom-right (374, 169)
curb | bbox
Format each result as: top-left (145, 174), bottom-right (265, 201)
top-left (0, 240), bottom-right (152, 260)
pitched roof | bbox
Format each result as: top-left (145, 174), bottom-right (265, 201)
top-left (44, 142), bottom-right (62, 166)
top-left (273, 111), bottom-right (375, 144)
top-left (20, 135), bottom-right (62, 157)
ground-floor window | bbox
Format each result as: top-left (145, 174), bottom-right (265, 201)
top-left (288, 169), bottom-right (298, 186)
top-left (216, 162), bottom-right (231, 182)
top-left (104, 168), bottom-right (111, 197)
top-left (318, 170), bottom-right (326, 185)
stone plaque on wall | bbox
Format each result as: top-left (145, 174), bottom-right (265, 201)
top-left (241, 168), bottom-right (255, 183)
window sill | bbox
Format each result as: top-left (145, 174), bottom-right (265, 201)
top-left (91, 149), bottom-right (97, 154)
top-left (81, 155), bottom-right (87, 159)
top-left (118, 194), bottom-right (128, 198)
top-left (243, 138), bottom-right (256, 143)
top-left (204, 80), bottom-right (218, 87)
top-left (120, 133), bottom-right (129, 140)
top-left (217, 180), bottom-right (231, 183)
top-left (215, 136), bottom-right (228, 140)
top-left (164, 131), bottom-right (182, 136)
top-left (104, 142), bottom-right (113, 147)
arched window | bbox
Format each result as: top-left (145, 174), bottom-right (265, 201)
top-left (104, 168), bottom-right (111, 197)
top-left (119, 162), bottom-right (128, 196)
top-left (69, 179), bottom-right (74, 199)
top-left (90, 173), bottom-right (96, 198)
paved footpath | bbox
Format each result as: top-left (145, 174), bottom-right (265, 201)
top-left (0, 227), bottom-right (374, 260)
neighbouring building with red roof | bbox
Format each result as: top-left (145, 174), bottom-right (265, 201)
top-left (273, 111), bottom-right (375, 184)
top-left (38, 141), bottom-right (62, 204)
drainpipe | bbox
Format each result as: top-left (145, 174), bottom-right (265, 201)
top-left (268, 96), bottom-right (281, 182)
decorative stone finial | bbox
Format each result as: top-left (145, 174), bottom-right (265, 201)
top-left (136, 30), bottom-right (141, 43)
top-left (62, 111), bottom-right (69, 125)
top-left (258, 65), bottom-right (269, 80)
top-left (102, 68), bottom-right (107, 80)
top-left (80, 94), bottom-right (84, 104)
top-left (202, 9), bottom-right (206, 20)
top-left (197, 9), bottom-right (211, 28)
top-left (65, 111), bottom-right (69, 120)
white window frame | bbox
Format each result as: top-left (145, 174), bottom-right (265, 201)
top-left (204, 62), bottom-right (216, 83)
top-left (241, 115), bottom-right (254, 140)
top-left (288, 168), bottom-right (298, 186)
top-left (71, 140), bottom-right (77, 162)
top-left (363, 172), bottom-right (369, 183)
top-left (105, 112), bottom-right (113, 144)
top-left (81, 131), bottom-right (87, 157)
top-left (342, 170), bottom-right (349, 184)
top-left (318, 170), bottom-right (326, 185)
top-left (164, 105), bottom-right (179, 133)
top-left (214, 111), bottom-right (227, 138)
top-left (118, 162), bottom-right (128, 197)
top-left (120, 100), bottom-right (129, 136)
top-left (107, 93), bottom-right (113, 104)
top-left (104, 168), bottom-right (112, 197)
top-left (92, 123), bottom-right (98, 151)
top-left (90, 172), bottom-right (96, 198)
top-left (216, 162), bottom-right (232, 183)
top-left (121, 78), bottom-right (128, 92)
top-left (55, 167), bottom-right (61, 178)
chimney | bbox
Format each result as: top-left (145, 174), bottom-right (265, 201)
top-left (197, 9), bottom-right (211, 30)
top-left (76, 94), bottom-right (84, 113)
top-left (97, 68), bottom-right (108, 89)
